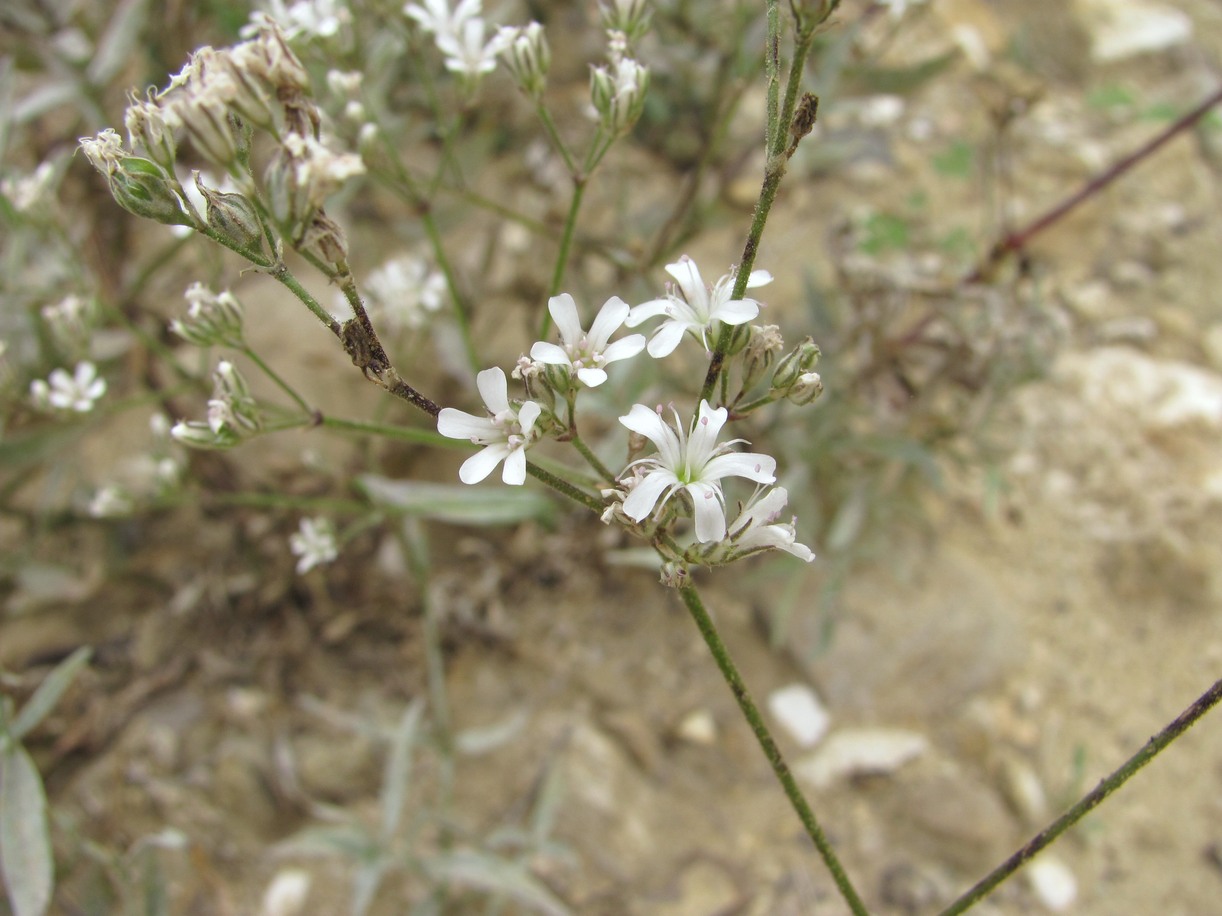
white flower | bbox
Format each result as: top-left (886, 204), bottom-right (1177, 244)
top-left (618, 400), bottom-right (776, 542)
top-left (30, 361), bottom-right (107, 413)
top-left (627, 256), bottom-right (772, 357)
top-left (1, 161), bottom-right (57, 213)
top-left (529, 294), bottom-right (645, 387)
top-left (249, 0), bottom-right (351, 39)
top-left (88, 485), bottom-right (134, 518)
top-left (361, 254), bottom-right (446, 332)
top-left (404, 0), bottom-right (481, 38)
top-left (437, 367), bottom-right (542, 485)
top-left (439, 16), bottom-right (509, 77)
top-left (877, 0), bottom-right (927, 19)
top-left (723, 487), bottom-right (814, 562)
top-left (290, 517), bottom-right (339, 574)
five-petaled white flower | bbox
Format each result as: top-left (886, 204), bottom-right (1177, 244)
top-left (30, 361), bottom-right (107, 413)
top-left (627, 256), bottom-right (773, 358)
top-left (529, 293), bottom-right (645, 388)
top-left (290, 516), bottom-right (339, 574)
top-left (437, 367), bottom-right (542, 485)
top-left (724, 486), bottom-right (814, 562)
top-left (619, 400), bottom-right (776, 542)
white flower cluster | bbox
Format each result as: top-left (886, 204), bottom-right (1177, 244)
top-left (437, 256), bottom-right (821, 569)
top-left (405, 0), bottom-right (509, 80)
top-left (171, 360), bottom-right (262, 449)
top-left (30, 362), bottom-right (107, 414)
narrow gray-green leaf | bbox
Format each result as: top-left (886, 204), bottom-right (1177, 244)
top-left (350, 858), bottom-right (388, 916)
top-left (357, 476), bottom-right (555, 526)
top-left (87, 0), bottom-right (148, 85)
top-left (379, 699), bottom-right (424, 843)
top-left (0, 746), bottom-right (54, 916)
top-left (11, 646), bottom-right (92, 740)
top-left (425, 850), bottom-right (570, 916)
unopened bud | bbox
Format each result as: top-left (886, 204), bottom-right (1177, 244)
top-left (297, 212), bottom-right (349, 264)
top-left (499, 22), bottom-right (550, 98)
top-left (600, 0), bottom-right (652, 43)
top-left (590, 57), bottom-right (649, 135)
top-left (125, 92), bottom-right (181, 170)
top-left (171, 282), bottom-right (245, 347)
top-left (786, 371), bottom-right (823, 405)
top-left (109, 157), bottom-right (189, 225)
top-left (194, 173), bottom-right (265, 255)
top-left (741, 324), bottom-right (783, 391)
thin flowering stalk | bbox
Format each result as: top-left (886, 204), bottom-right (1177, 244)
top-left (239, 345), bottom-right (312, 414)
top-left (701, 5), bottom-right (821, 402)
top-left (567, 430), bottom-right (617, 485)
top-left (678, 583), bottom-right (869, 916)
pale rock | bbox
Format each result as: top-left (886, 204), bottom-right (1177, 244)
top-left (1079, 0), bottom-right (1192, 62)
top-left (1202, 324), bottom-right (1222, 373)
top-left (795, 728), bottom-right (928, 789)
top-left (675, 708), bottom-right (717, 746)
top-left (1000, 756), bottom-right (1049, 825)
top-left (260, 869), bottom-right (312, 916)
top-left (1059, 347), bottom-right (1222, 430)
top-left (1028, 855), bottom-right (1077, 911)
top-left (767, 683), bottom-right (830, 748)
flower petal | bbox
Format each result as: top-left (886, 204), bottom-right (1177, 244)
top-left (646, 320), bottom-right (687, 358)
top-left (501, 448), bottom-right (527, 485)
top-left (625, 298), bottom-right (671, 327)
top-left (438, 407), bottom-right (497, 441)
top-left (475, 366), bottom-right (509, 413)
top-left (622, 467), bottom-right (679, 521)
top-left (688, 481), bottom-right (728, 542)
top-left (703, 451), bottom-right (776, 485)
top-left (587, 296), bottom-right (629, 348)
top-left (459, 443), bottom-right (509, 484)
top-left (529, 341), bottom-right (571, 366)
top-left (708, 297), bottom-right (759, 326)
top-left (576, 367), bottom-right (609, 387)
top-left (517, 400), bottom-right (542, 435)
top-left (547, 293), bottom-right (584, 346)
top-left (600, 334), bottom-right (646, 364)
top-left (745, 269), bottom-right (773, 289)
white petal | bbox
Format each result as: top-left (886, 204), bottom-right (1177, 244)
top-left (475, 366), bottom-right (509, 413)
top-left (529, 341), bottom-right (571, 366)
top-left (517, 400), bottom-right (542, 435)
top-left (459, 444), bottom-right (509, 483)
top-left (745, 269), bottom-right (773, 288)
top-left (501, 448), bottom-right (528, 485)
top-left (437, 407), bottom-right (497, 441)
top-left (547, 293), bottom-right (584, 345)
top-left (703, 451), bottom-right (776, 484)
top-left (665, 256), bottom-right (707, 312)
top-left (687, 400), bottom-right (728, 465)
top-left (575, 367), bottom-right (609, 387)
top-left (709, 297), bottom-right (759, 326)
top-left (600, 334), bottom-right (646, 364)
top-left (587, 296), bottom-right (630, 348)
top-left (620, 404), bottom-right (673, 449)
top-left (688, 481), bottom-right (728, 542)
top-left (625, 298), bottom-right (671, 327)
top-left (622, 468), bottom-right (679, 521)
top-left (646, 320), bottom-right (687, 358)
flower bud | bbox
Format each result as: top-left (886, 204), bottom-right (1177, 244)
top-left (600, 0), bottom-right (652, 43)
top-left (109, 157), bottom-right (190, 225)
top-left (741, 325), bottom-right (783, 391)
top-left (194, 173), bottom-right (265, 255)
top-left (297, 212), bottom-right (349, 264)
top-left (498, 22), bottom-right (550, 98)
top-left (786, 371), bottom-right (824, 405)
top-left (125, 92), bottom-right (181, 170)
top-left (171, 419), bottom-right (241, 449)
top-left (79, 129), bottom-right (127, 176)
top-left (590, 56), bottom-right (649, 135)
top-left (771, 337), bottom-right (820, 391)
top-left (171, 282), bottom-right (245, 348)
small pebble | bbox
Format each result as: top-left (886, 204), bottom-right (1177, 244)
top-left (1027, 855), bottom-right (1077, 911)
top-left (795, 728), bottom-right (928, 789)
top-left (767, 683), bottom-right (830, 748)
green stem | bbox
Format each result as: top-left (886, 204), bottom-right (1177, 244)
top-left (320, 415), bottom-right (452, 447)
top-left (269, 262), bottom-right (342, 336)
top-left (569, 431), bottom-right (617, 485)
top-left (677, 583), bottom-right (870, 916)
top-left (535, 103), bottom-right (578, 176)
top-left (938, 676), bottom-right (1222, 916)
top-left (420, 209), bottom-right (480, 373)
top-left (525, 461), bottom-right (602, 513)
top-left (700, 7), bottom-right (817, 403)
top-left (539, 177), bottom-right (587, 340)
top-left (241, 345), bottom-right (311, 414)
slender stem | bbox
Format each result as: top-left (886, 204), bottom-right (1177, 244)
top-left (569, 431), bottom-right (617, 485)
top-left (966, 83), bottom-right (1222, 283)
top-left (938, 676), bottom-right (1222, 916)
top-left (677, 584), bottom-right (870, 916)
top-left (419, 209), bottom-right (480, 373)
top-left (319, 415), bottom-right (453, 447)
top-left (535, 103), bottom-right (578, 176)
top-left (524, 461), bottom-right (602, 512)
top-left (539, 177), bottom-right (588, 340)
top-left (269, 262), bottom-right (342, 336)
top-left (241, 345), bottom-right (312, 414)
